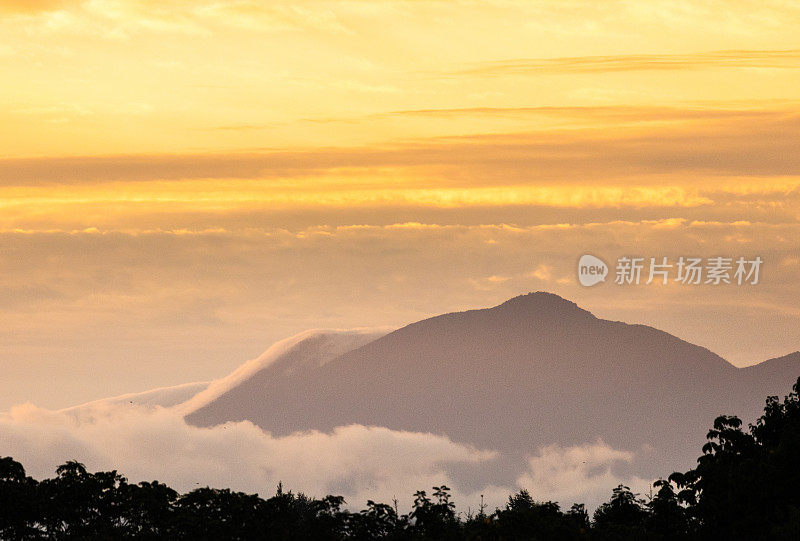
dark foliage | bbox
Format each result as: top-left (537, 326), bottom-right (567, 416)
top-left (2, 377), bottom-right (800, 539)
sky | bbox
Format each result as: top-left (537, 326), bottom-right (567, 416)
top-left (1, 0), bottom-right (800, 410)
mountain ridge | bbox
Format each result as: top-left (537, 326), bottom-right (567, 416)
top-left (183, 292), bottom-right (798, 485)
top-left (53, 291), bottom-right (798, 498)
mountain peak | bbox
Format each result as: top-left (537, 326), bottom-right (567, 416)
top-left (492, 291), bottom-right (596, 320)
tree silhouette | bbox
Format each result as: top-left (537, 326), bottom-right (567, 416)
top-left (0, 457), bottom-right (38, 539)
top-left (38, 460), bottom-right (129, 538)
top-left (492, 490), bottom-right (588, 539)
top-left (645, 479), bottom-right (692, 539)
top-left (592, 485), bottom-right (648, 540)
top-left (120, 480), bottom-right (179, 539)
top-left (670, 377), bottom-right (800, 540)
top-left (349, 499), bottom-right (406, 540)
top-left (409, 486), bottom-right (458, 539)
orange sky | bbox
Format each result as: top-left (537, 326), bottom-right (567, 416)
top-left (1, 0), bottom-right (799, 409)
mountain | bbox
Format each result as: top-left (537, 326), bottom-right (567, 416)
top-left (184, 292), bottom-right (800, 481)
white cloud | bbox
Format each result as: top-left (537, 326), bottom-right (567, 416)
top-left (0, 402), bottom-right (498, 510)
top-left (61, 381), bottom-right (209, 421)
top-left (177, 329), bottom-right (389, 416)
top-left (527, 264), bottom-right (553, 282)
top-left (514, 440), bottom-right (651, 508)
top-left (0, 396), bottom-right (652, 512)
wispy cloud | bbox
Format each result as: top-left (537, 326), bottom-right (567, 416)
top-left (459, 49), bottom-right (800, 76)
top-left (0, 0), bottom-right (67, 13)
top-left (384, 105), bottom-right (779, 121)
top-left (2, 107), bottom-right (800, 188)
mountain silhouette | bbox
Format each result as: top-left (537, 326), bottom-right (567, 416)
top-left (184, 292), bottom-right (799, 481)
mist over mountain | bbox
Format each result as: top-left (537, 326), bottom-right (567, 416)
top-left (185, 292), bottom-right (800, 482)
top-left (61, 381), bottom-right (209, 421)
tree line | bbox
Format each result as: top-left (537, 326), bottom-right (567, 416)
top-left (2, 376), bottom-right (800, 540)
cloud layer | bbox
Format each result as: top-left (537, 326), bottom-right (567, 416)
top-left (1, 398), bottom-right (649, 512)
top-left (1, 219), bottom-right (799, 409)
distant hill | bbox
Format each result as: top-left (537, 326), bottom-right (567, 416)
top-left (184, 292), bottom-right (800, 481)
